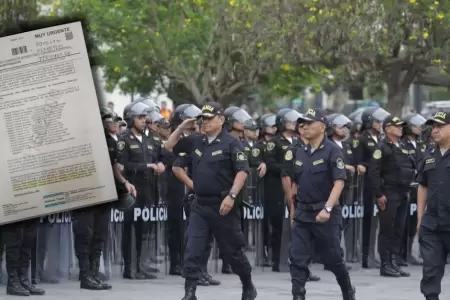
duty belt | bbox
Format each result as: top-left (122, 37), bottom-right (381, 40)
top-left (195, 195), bottom-right (222, 205)
top-left (296, 202), bottom-right (326, 211)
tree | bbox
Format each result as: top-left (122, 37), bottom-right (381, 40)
top-left (54, 0), bottom-right (294, 105)
top-left (0, 0), bottom-right (42, 33)
top-left (273, 0), bottom-right (450, 114)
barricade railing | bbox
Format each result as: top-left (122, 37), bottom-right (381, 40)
top-left (0, 172), bottom-right (424, 283)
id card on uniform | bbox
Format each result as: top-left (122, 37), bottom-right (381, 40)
top-left (0, 21), bottom-right (117, 225)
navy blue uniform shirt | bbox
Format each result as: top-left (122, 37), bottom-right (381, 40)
top-left (179, 129), bottom-right (249, 198)
top-left (417, 147), bottom-right (450, 231)
top-left (283, 137), bottom-right (347, 224)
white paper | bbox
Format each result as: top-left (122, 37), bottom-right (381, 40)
top-left (0, 22), bottom-right (117, 225)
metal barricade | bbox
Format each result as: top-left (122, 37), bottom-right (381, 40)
top-left (242, 167), bottom-right (264, 268)
top-left (341, 174), bottom-right (363, 263)
top-left (33, 212), bottom-right (73, 283)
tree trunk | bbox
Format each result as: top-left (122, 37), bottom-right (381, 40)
top-left (386, 88), bottom-right (407, 116)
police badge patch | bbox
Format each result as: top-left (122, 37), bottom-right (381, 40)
top-left (352, 139), bottom-right (359, 148)
top-left (237, 152), bottom-right (246, 161)
top-left (117, 141), bottom-right (125, 151)
top-left (336, 158), bottom-right (345, 169)
top-left (373, 149), bottom-right (382, 159)
top-left (267, 142), bottom-right (275, 151)
top-left (284, 150), bottom-right (293, 161)
top-left (252, 148), bottom-right (260, 157)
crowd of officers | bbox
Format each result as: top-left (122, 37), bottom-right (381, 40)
top-left (0, 97), bottom-right (449, 300)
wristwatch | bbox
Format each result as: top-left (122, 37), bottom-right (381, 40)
top-left (228, 192), bottom-right (237, 200)
top-left (324, 206), bottom-right (333, 213)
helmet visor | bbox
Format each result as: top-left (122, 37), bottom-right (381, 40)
top-left (263, 115), bottom-right (276, 127)
top-left (408, 114), bottom-right (427, 127)
top-left (129, 102), bottom-right (150, 116)
top-left (331, 115), bottom-right (352, 127)
top-left (372, 108), bottom-right (390, 122)
top-left (284, 110), bottom-right (302, 123)
top-left (183, 105), bottom-right (202, 119)
top-left (232, 109), bottom-right (252, 124)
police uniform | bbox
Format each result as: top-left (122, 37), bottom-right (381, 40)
top-left (265, 133), bottom-right (298, 270)
top-left (117, 130), bottom-right (162, 279)
top-left (283, 109), bottom-right (354, 300)
top-left (400, 113), bottom-right (428, 266)
top-left (352, 107), bottom-right (390, 269)
top-left (369, 116), bottom-right (415, 277)
top-left (326, 113), bottom-right (356, 266)
top-left (172, 133), bottom-right (221, 286)
top-left (180, 102), bottom-right (256, 300)
top-left (417, 112), bottom-right (450, 300)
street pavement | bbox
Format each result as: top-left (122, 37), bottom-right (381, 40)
top-left (1, 264), bottom-right (448, 299)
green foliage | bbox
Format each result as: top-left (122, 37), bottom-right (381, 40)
top-left (54, 0), bottom-right (307, 104)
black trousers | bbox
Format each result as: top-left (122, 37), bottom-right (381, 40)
top-left (183, 196), bottom-right (213, 270)
top-left (167, 201), bottom-right (183, 266)
top-left (3, 218), bottom-right (40, 278)
top-left (72, 204), bottom-right (110, 264)
top-left (377, 188), bottom-right (409, 260)
top-left (419, 226), bottom-right (450, 298)
top-left (263, 176), bottom-right (284, 265)
top-left (290, 220), bottom-right (348, 295)
top-left (184, 202), bottom-right (251, 280)
top-left (362, 176), bottom-right (376, 259)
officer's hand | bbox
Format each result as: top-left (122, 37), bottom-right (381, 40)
top-left (257, 163), bottom-right (266, 177)
top-left (219, 196), bottom-right (235, 216)
top-left (357, 165), bottom-right (366, 175)
top-left (345, 165), bottom-right (355, 176)
top-left (315, 209), bottom-right (330, 223)
top-left (377, 196), bottom-right (387, 211)
top-left (156, 162), bottom-right (165, 174)
top-left (124, 182), bottom-right (137, 198)
top-left (179, 118), bottom-right (197, 130)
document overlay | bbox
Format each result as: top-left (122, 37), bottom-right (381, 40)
top-left (0, 21), bottom-right (117, 225)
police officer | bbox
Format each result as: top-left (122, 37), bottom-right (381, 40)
top-left (265, 108), bottom-right (301, 272)
top-left (72, 106), bottom-right (137, 291)
top-left (242, 119), bottom-right (267, 249)
top-left (170, 102), bottom-right (256, 300)
top-left (117, 101), bottom-right (165, 280)
top-left (417, 111), bottom-right (450, 300)
top-left (283, 108), bottom-right (355, 300)
top-left (399, 113), bottom-right (427, 266)
top-left (3, 217), bottom-right (44, 296)
top-left (369, 115), bottom-right (415, 277)
top-left (326, 113), bottom-right (355, 269)
top-left (353, 106), bottom-right (390, 269)
top-left (168, 104), bottom-right (220, 286)
top-left (257, 113), bottom-right (276, 265)
top-left (224, 106), bottom-right (253, 139)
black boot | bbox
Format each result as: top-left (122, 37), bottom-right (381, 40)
top-left (19, 267), bottom-right (45, 295)
top-left (222, 263), bottom-right (232, 274)
top-left (182, 280), bottom-right (197, 300)
top-left (336, 274), bottom-right (355, 300)
top-left (391, 254), bottom-right (410, 277)
top-left (292, 287), bottom-right (306, 300)
top-left (202, 270), bottom-right (220, 285)
top-left (7, 268), bottom-right (30, 296)
top-left (241, 282), bottom-right (257, 300)
top-left (79, 258), bottom-right (103, 290)
top-left (395, 256), bottom-right (408, 267)
top-left (169, 264), bottom-right (182, 276)
top-left (362, 255), bottom-right (379, 269)
top-left (122, 262), bottom-right (133, 279)
top-left (90, 257), bottom-right (112, 290)
top-left (380, 257), bottom-right (400, 277)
